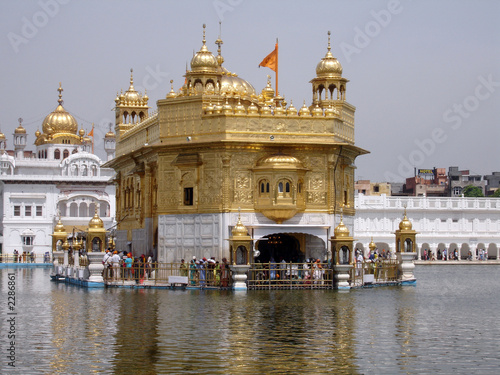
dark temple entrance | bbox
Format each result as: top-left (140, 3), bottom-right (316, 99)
top-left (255, 233), bottom-right (302, 263)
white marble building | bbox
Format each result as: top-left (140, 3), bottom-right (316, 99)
top-left (0, 84), bottom-right (116, 259)
top-left (354, 193), bottom-right (500, 260)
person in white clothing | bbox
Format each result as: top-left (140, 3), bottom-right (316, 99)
top-left (111, 251), bottom-right (121, 281)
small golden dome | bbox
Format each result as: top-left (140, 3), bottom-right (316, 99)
top-left (89, 209), bottom-right (104, 229)
top-left (222, 98), bottom-right (233, 114)
top-left (213, 101), bottom-right (222, 114)
top-left (312, 104), bottom-right (323, 117)
top-left (234, 99), bottom-right (246, 115)
top-left (79, 128), bottom-right (85, 137)
top-left (42, 83), bottom-right (78, 136)
top-left (15, 123), bottom-right (26, 134)
top-left (325, 105), bottom-right (336, 117)
top-left (369, 237), bottom-right (377, 251)
top-left (334, 217), bottom-right (350, 238)
top-left (256, 154), bottom-right (305, 169)
top-left (190, 25), bottom-right (218, 73)
top-left (299, 101), bottom-right (311, 116)
top-left (167, 80), bottom-right (177, 98)
top-left (205, 101), bottom-right (214, 114)
top-left (231, 215), bottom-right (249, 237)
top-left (260, 104), bottom-right (272, 115)
top-left (274, 105), bottom-right (285, 116)
top-left (260, 75), bottom-right (275, 101)
top-left (54, 218), bottom-right (66, 233)
top-left (123, 69), bottom-right (142, 103)
top-left (316, 31), bottom-right (343, 78)
top-left (287, 101), bottom-right (297, 116)
top-left (0, 131), bottom-right (6, 140)
top-left (105, 130), bottom-right (115, 139)
top-left (247, 102), bottom-right (259, 115)
top-left (35, 129), bottom-right (41, 137)
top-left (399, 209), bottom-right (413, 230)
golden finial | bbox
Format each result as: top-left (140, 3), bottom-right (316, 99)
top-left (57, 82), bottom-right (63, 105)
top-left (327, 30), bottom-right (331, 52)
top-left (202, 23), bottom-right (206, 45)
top-left (129, 68), bottom-right (134, 88)
top-left (215, 21), bottom-right (224, 66)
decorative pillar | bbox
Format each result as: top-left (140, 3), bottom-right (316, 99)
top-left (86, 208), bottom-right (106, 284)
top-left (51, 216), bottom-right (67, 273)
top-left (329, 214), bottom-right (354, 289)
top-left (62, 239), bottom-right (70, 267)
top-left (395, 207), bottom-right (417, 285)
top-left (227, 213), bottom-right (252, 291)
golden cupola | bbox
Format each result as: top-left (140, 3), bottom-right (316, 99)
top-left (41, 83), bottom-right (79, 136)
top-left (231, 215), bottom-right (249, 237)
top-left (123, 69), bottom-right (142, 104)
top-left (399, 208), bottom-right (413, 230)
top-left (14, 123), bottom-right (27, 134)
top-left (315, 31), bottom-right (343, 78)
top-left (334, 216), bottom-right (351, 238)
top-left (89, 209), bottom-right (104, 229)
top-left (190, 24), bottom-right (218, 73)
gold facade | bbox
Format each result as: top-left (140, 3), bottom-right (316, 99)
top-left (106, 27), bottom-right (368, 258)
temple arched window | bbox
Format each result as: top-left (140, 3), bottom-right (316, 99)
top-left (54, 149), bottom-right (61, 159)
top-left (63, 149), bottom-right (69, 159)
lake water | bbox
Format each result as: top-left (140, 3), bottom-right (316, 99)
top-left (1, 266), bottom-right (499, 374)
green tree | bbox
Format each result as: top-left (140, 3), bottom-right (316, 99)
top-left (462, 185), bottom-right (484, 197)
top-left (492, 189), bottom-right (500, 197)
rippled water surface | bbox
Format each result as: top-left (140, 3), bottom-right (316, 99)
top-left (1, 266), bottom-right (499, 374)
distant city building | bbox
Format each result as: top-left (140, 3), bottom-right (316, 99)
top-left (484, 172), bottom-right (500, 196)
top-left (0, 84), bottom-right (116, 259)
top-left (404, 168), bottom-right (447, 196)
top-left (355, 180), bottom-right (391, 196)
top-left (448, 166), bottom-right (485, 197)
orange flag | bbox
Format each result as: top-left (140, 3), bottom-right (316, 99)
top-left (259, 43), bottom-right (278, 72)
top-left (88, 128), bottom-right (94, 137)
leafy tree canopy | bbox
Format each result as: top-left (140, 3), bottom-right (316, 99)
top-left (492, 189), bottom-right (500, 197)
top-left (463, 185), bottom-right (484, 197)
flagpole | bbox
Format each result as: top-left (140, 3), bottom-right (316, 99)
top-left (275, 38), bottom-right (279, 96)
top-left (91, 123), bottom-right (94, 154)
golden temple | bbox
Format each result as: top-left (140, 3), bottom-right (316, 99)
top-left (105, 26), bottom-right (368, 263)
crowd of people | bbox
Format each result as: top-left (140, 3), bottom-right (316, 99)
top-left (12, 249), bottom-right (36, 263)
top-left (421, 248), bottom-right (489, 261)
top-left (102, 249), bottom-right (153, 282)
top-left (184, 257), bottom-right (231, 287)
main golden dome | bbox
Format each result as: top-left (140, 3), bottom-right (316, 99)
top-left (42, 83), bottom-right (78, 136)
top-left (220, 69), bottom-right (256, 97)
top-left (316, 31), bottom-right (343, 78)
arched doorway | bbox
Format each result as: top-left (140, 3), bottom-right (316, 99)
top-left (255, 233), bottom-right (302, 263)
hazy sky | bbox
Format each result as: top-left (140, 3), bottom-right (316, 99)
top-left (1, 0), bottom-right (499, 182)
